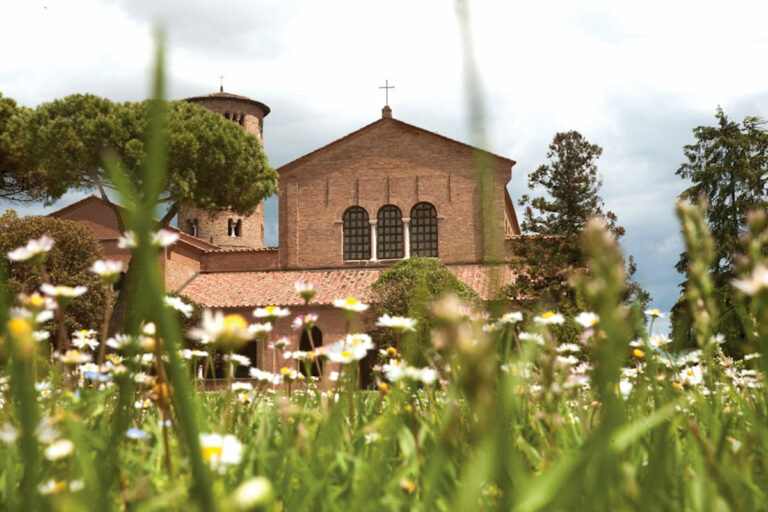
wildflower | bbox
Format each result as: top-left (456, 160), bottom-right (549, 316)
top-left (253, 306), bottom-right (290, 321)
top-left (117, 231), bottom-right (137, 248)
top-left (378, 382), bottom-right (389, 394)
top-left (164, 296), bottom-right (194, 318)
top-left (188, 310), bottom-right (253, 351)
top-left (333, 297), bottom-right (369, 313)
top-left (418, 367), bottom-right (438, 385)
top-left (106, 333), bottom-right (136, 351)
top-left (619, 380), bottom-right (633, 398)
top-left (731, 264), bottom-right (768, 295)
top-left (294, 280), bottom-right (317, 303)
top-left (644, 308), bottom-right (665, 319)
top-left (40, 283), bottom-right (87, 300)
top-left (248, 322), bottom-right (273, 338)
top-left (0, 423), bottom-right (18, 444)
top-left (534, 311), bottom-right (565, 325)
top-left (519, 332), bottom-right (545, 345)
top-left (364, 432), bottom-right (381, 444)
top-left (134, 399), bottom-right (153, 409)
top-left (633, 348), bottom-right (645, 359)
top-left (250, 367), bottom-right (279, 384)
top-left (556, 343), bottom-right (581, 354)
top-left (44, 439), bottom-right (74, 460)
top-left (199, 434), bottom-right (243, 474)
top-left (7, 235), bottom-right (54, 263)
top-left (678, 365), bottom-right (704, 387)
top-left (71, 329), bottom-right (98, 351)
top-left (329, 371), bottom-right (340, 382)
top-left (59, 350), bottom-right (92, 365)
top-left (231, 381), bottom-right (253, 391)
top-left (574, 312), bottom-right (599, 328)
top-left (90, 259), bottom-right (123, 283)
top-left (556, 355), bottom-right (580, 366)
top-left (497, 311), bottom-right (523, 325)
top-left (280, 367), bottom-right (298, 382)
top-left (125, 428), bottom-right (152, 440)
top-left (151, 229), bottom-right (179, 247)
top-left (38, 479), bottom-right (67, 495)
top-left (18, 292), bottom-right (56, 313)
top-left (399, 477), bottom-right (416, 494)
top-left (224, 353), bottom-right (251, 368)
top-left (376, 314), bottom-right (417, 332)
top-left (232, 477), bottom-right (274, 510)
top-left (292, 313), bottom-right (318, 331)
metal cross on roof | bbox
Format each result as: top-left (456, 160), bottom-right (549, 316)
top-left (219, 75), bottom-right (225, 92)
top-left (379, 79), bottom-right (395, 106)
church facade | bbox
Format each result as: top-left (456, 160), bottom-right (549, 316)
top-left (51, 91), bottom-right (521, 375)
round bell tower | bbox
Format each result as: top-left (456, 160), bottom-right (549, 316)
top-left (177, 89), bottom-right (270, 249)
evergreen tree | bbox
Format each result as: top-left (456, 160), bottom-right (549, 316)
top-left (518, 130), bottom-right (623, 238)
top-left (510, 131), bottom-right (647, 319)
top-left (675, 107), bottom-right (768, 274)
top-left (672, 108), bottom-right (768, 350)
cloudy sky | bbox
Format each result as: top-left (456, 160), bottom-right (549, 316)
top-left (3, 0), bottom-right (768, 327)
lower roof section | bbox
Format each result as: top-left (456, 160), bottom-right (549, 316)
top-left (178, 264), bottom-right (516, 308)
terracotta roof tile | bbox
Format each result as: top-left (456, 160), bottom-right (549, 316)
top-left (179, 264), bottom-right (516, 308)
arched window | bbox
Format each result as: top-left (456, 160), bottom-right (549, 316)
top-left (342, 206), bottom-right (370, 260)
top-left (411, 202), bottom-right (438, 257)
top-left (192, 219), bottom-right (198, 237)
top-left (235, 219), bottom-right (242, 237)
top-left (299, 326), bottom-right (323, 377)
top-left (377, 205), bottom-right (403, 259)
top-left (227, 219), bottom-right (234, 236)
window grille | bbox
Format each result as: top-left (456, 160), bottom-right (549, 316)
top-left (342, 206), bottom-right (371, 260)
top-left (411, 202), bottom-right (438, 257)
top-left (377, 205), bottom-right (404, 259)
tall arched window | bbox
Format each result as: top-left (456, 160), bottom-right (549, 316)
top-left (343, 206), bottom-right (370, 260)
top-left (299, 326), bottom-right (323, 377)
top-left (235, 219), bottom-right (242, 237)
top-left (411, 202), bottom-right (438, 257)
top-left (377, 205), bottom-right (403, 259)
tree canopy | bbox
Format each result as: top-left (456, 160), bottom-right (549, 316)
top-left (0, 93), bottom-right (278, 224)
top-left (510, 131), bottom-right (646, 318)
top-left (518, 130), bottom-right (622, 238)
top-left (371, 257), bottom-right (479, 364)
top-left (675, 107), bottom-right (768, 274)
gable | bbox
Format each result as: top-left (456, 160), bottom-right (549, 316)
top-left (278, 117), bottom-right (515, 180)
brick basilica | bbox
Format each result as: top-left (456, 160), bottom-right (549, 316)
top-left (51, 90), bottom-right (521, 375)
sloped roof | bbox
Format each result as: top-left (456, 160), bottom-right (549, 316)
top-left (47, 195), bottom-right (222, 252)
top-left (277, 116), bottom-right (515, 174)
top-left (178, 264), bottom-right (516, 308)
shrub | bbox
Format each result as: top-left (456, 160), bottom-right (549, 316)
top-left (0, 210), bottom-right (108, 339)
top-left (371, 257), bottom-right (479, 364)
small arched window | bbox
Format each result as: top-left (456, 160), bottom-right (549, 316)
top-left (342, 206), bottom-right (370, 260)
top-left (377, 205), bottom-right (403, 259)
top-left (227, 219), bottom-right (234, 236)
top-left (299, 326), bottom-right (323, 377)
top-left (411, 202), bottom-right (438, 257)
top-left (235, 219), bottom-right (242, 237)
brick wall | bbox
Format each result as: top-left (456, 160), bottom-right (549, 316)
top-left (202, 249), bottom-right (279, 272)
top-left (278, 117), bottom-right (513, 269)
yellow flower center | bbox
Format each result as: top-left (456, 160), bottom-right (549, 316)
top-left (223, 314), bottom-right (247, 332)
top-left (266, 306), bottom-right (277, 313)
top-left (341, 351), bottom-right (352, 358)
top-left (280, 367), bottom-right (290, 374)
top-left (345, 298), bottom-right (357, 306)
top-left (633, 349), bottom-right (645, 358)
top-left (29, 295), bottom-right (45, 307)
top-left (541, 312), bottom-right (556, 319)
top-left (7, 318), bottom-right (32, 339)
top-left (202, 445), bottom-right (222, 461)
